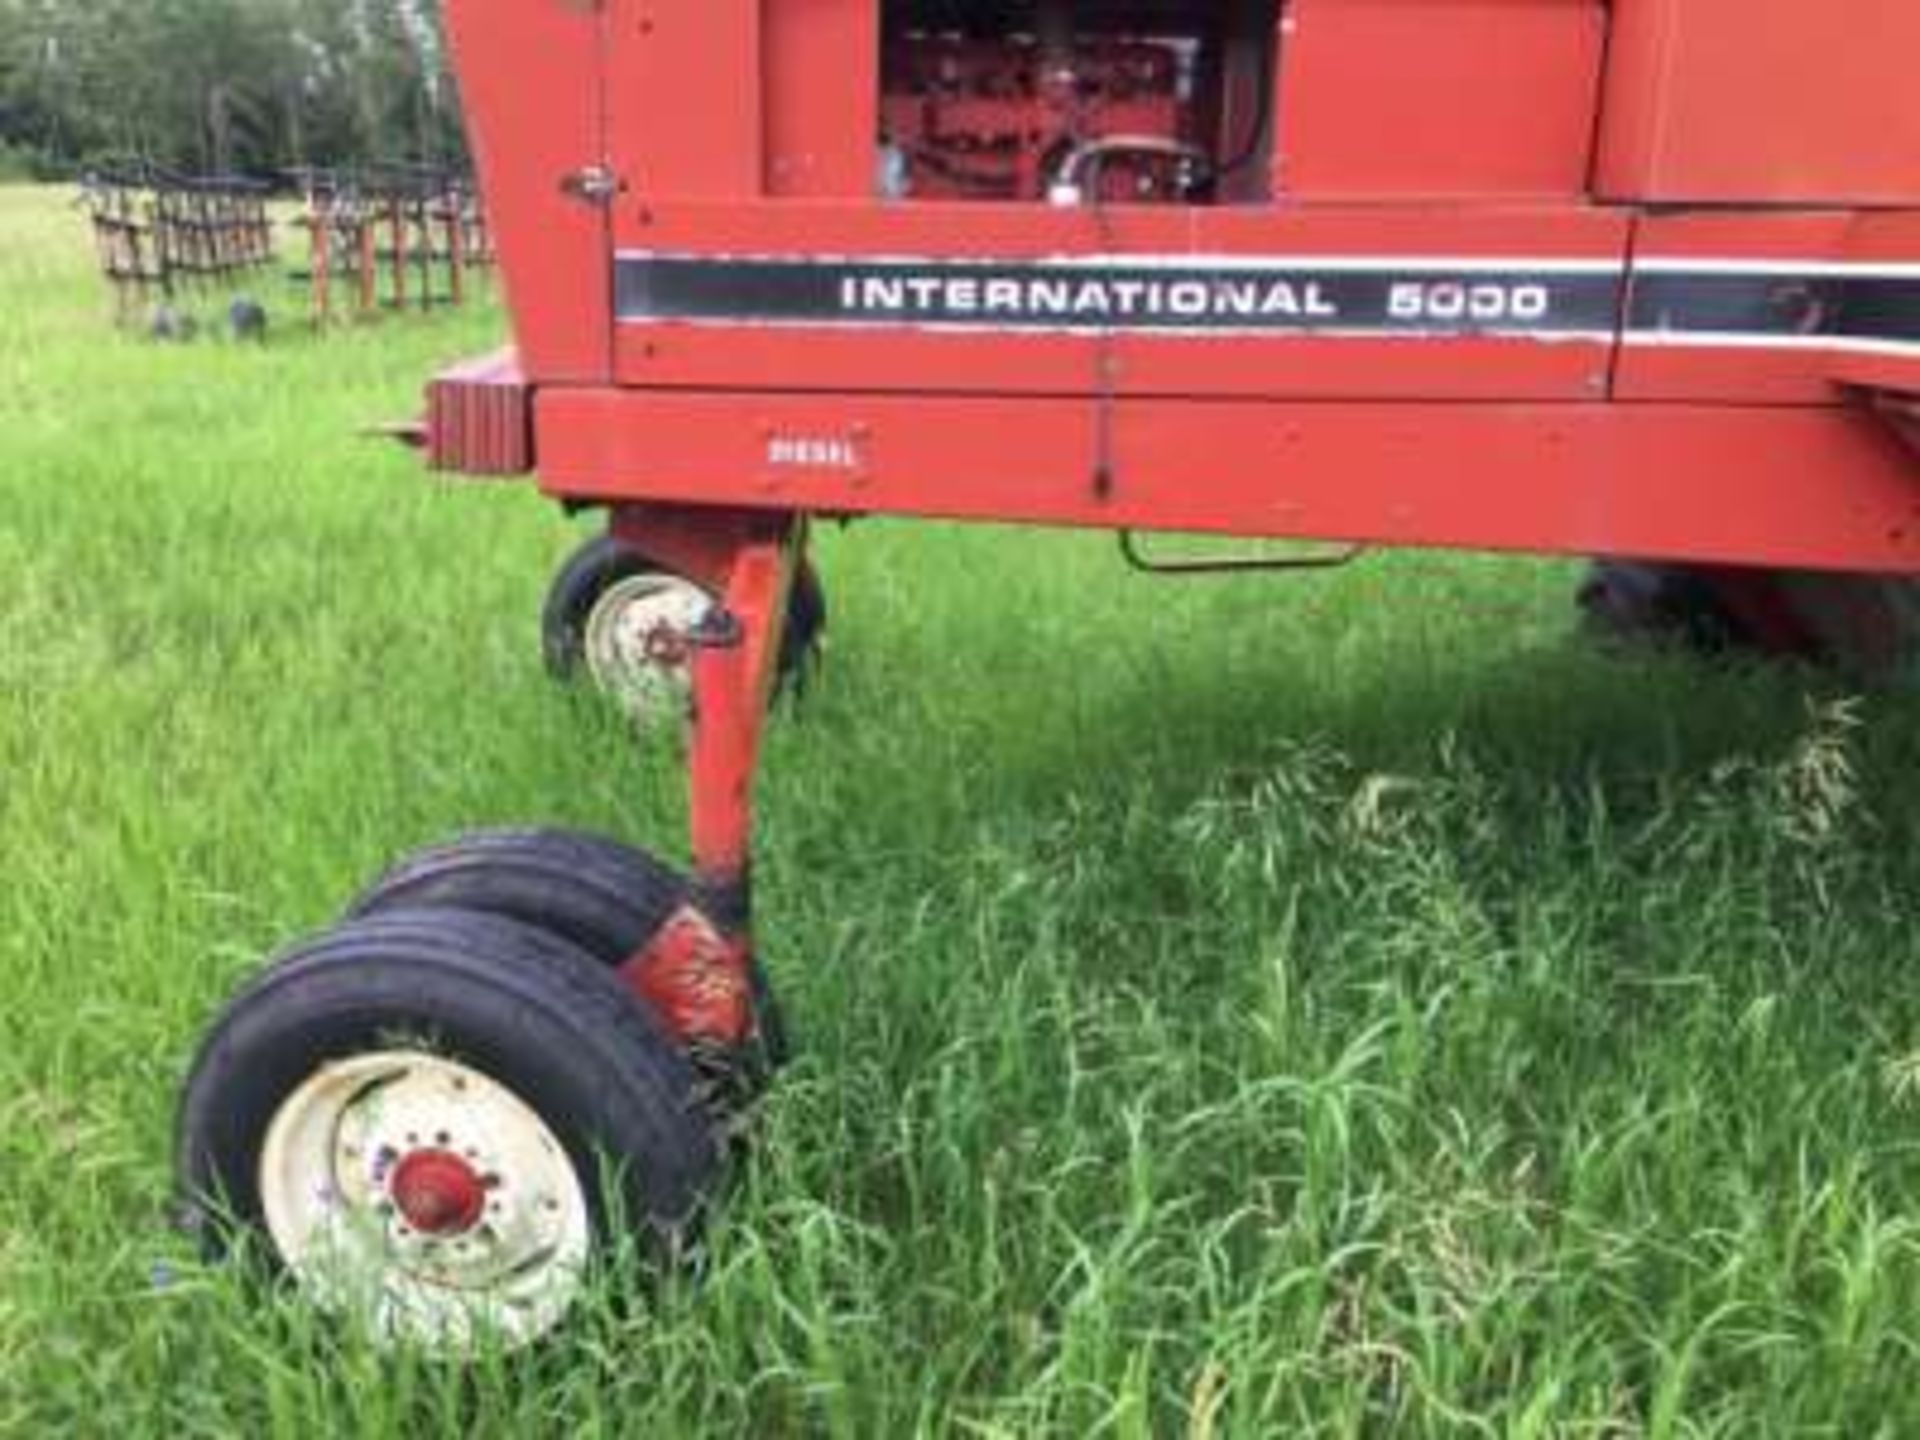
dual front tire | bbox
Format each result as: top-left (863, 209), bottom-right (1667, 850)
top-left (177, 830), bottom-right (775, 1353)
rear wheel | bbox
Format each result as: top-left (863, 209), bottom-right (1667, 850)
top-left (1578, 562), bottom-right (1742, 654)
top-left (1582, 562), bottom-right (1920, 680)
top-left (177, 910), bottom-right (721, 1353)
top-left (543, 534), bottom-right (828, 727)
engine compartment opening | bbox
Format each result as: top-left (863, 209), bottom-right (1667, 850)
top-left (878, 0), bottom-right (1283, 205)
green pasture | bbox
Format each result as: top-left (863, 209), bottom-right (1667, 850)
top-left (5, 183), bottom-right (1920, 1435)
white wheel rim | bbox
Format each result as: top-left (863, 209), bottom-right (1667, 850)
top-left (259, 1050), bottom-right (592, 1353)
top-left (581, 573), bottom-right (713, 726)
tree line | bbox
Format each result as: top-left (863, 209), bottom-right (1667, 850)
top-left (0, 0), bottom-right (464, 182)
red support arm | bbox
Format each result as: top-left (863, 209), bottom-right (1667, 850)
top-left (611, 505), bottom-right (800, 1052)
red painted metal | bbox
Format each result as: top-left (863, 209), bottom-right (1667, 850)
top-left (1275, 0), bottom-right (1606, 201)
top-left (610, 202), bottom-right (1628, 400)
top-left (605, 1), bottom-right (762, 202)
top-left (545, 393), bottom-right (1920, 576)
top-left (1597, 0), bottom-right (1920, 206)
top-left (677, 514), bottom-right (795, 878)
top-left (620, 908), bottom-right (756, 1049)
top-left (605, 502), bottom-right (795, 894)
top-left (1616, 211), bottom-right (1858, 405)
top-left (426, 348), bottom-right (532, 477)
top-left (389, 1150), bottom-right (488, 1237)
top-left (427, 0), bottom-right (1920, 1003)
top-left (607, 505), bottom-right (796, 1050)
top-left (765, 1), bottom-right (879, 198)
top-left (442, 0), bottom-right (607, 380)
top-left (606, 504), bottom-right (765, 596)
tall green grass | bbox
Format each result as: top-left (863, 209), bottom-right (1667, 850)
top-left (5, 182), bottom-right (1920, 1435)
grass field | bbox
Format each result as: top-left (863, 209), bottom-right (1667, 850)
top-left (6, 180), bottom-right (1920, 1435)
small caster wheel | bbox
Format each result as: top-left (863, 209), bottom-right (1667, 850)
top-left (347, 828), bottom-right (789, 1082)
top-left (176, 909), bottom-right (721, 1353)
top-left (543, 534), bottom-right (827, 727)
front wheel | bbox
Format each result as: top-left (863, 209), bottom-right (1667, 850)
top-left (177, 910), bottom-right (722, 1353)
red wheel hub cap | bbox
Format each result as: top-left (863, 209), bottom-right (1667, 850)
top-left (389, 1150), bottom-right (487, 1236)
top-left (642, 625), bottom-right (691, 667)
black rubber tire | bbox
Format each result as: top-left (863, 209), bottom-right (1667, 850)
top-left (1577, 562), bottom-right (1744, 654)
top-left (542, 533), bottom-right (827, 690)
top-left (176, 909), bottom-right (722, 1286)
top-left (1581, 562), bottom-right (1920, 680)
top-left (345, 828), bottom-right (789, 1070)
top-left (1717, 571), bottom-right (1920, 680)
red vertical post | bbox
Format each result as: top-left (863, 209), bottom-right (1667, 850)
top-left (416, 194), bottom-right (433, 312)
top-left (357, 213), bottom-right (377, 318)
top-left (124, 222), bottom-right (145, 325)
top-left (446, 194), bottom-right (466, 307)
top-left (311, 194), bottom-right (330, 330)
top-left (389, 198), bottom-right (406, 311)
top-left (609, 508), bottom-right (799, 1052)
top-left (685, 536), bottom-right (791, 891)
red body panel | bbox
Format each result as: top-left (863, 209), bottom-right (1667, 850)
top-left (605, 1), bottom-right (762, 199)
top-left (1275, 0), bottom-right (1606, 201)
top-left (1835, 214), bottom-right (1920, 397)
top-left (436, 0), bottom-right (1920, 576)
top-left (1616, 212), bottom-right (1858, 405)
top-left (417, 0), bottom-right (1920, 1051)
top-left (1597, 0), bottom-right (1920, 206)
top-left (765, 1), bottom-right (879, 198)
top-left (614, 202), bottom-right (1626, 401)
top-left (426, 348), bottom-right (531, 476)
top-left (439, 0), bottom-right (606, 381)
top-left (540, 393), bottom-right (1920, 577)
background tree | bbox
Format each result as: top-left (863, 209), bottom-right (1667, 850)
top-left (0, 0), bottom-right (463, 179)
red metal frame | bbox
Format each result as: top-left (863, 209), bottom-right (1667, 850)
top-left (1597, 0), bottom-right (1920, 206)
top-left (542, 394), bottom-right (1920, 576)
top-left (611, 506), bottom-right (797, 1049)
top-left (609, 202), bottom-right (1629, 401)
top-left (1274, 0), bottom-right (1607, 201)
top-left (426, 348), bottom-right (530, 476)
top-left (428, 1), bottom-right (1920, 1040)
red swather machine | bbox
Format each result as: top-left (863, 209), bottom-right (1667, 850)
top-left (179, 1), bottom-right (1920, 1349)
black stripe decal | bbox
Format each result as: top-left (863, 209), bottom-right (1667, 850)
top-left (615, 256), bottom-right (1621, 336)
top-left (1629, 273), bottom-right (1920, 346)
top-left (613, 255), bottom-right (1920, 349)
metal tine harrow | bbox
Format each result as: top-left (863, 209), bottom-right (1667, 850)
top-left (78, 161), bottom-right (276, 330)
top-left (291, 163), bottom-right (495, 331)
top-left (78, 160), bottom-right (493, 336)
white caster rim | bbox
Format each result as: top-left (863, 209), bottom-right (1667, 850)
top-left (582, 572), bottom-right (713, 726)
top-left (258, 1050), bottom-right (593, 1353)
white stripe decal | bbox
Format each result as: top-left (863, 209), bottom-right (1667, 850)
top-left (611, 252), bottom-right (1920, 280)
top-left (1623, 331), bottom-right (1920, 360)
top-left (613, 249), bottom-right (1626, 275)
top-left (623, 314), bottom-right (1620, 343)
top-left (1634, 258), bottom-right (1920, 281)
top-left (611, 253), bottom-right (1920, 358)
